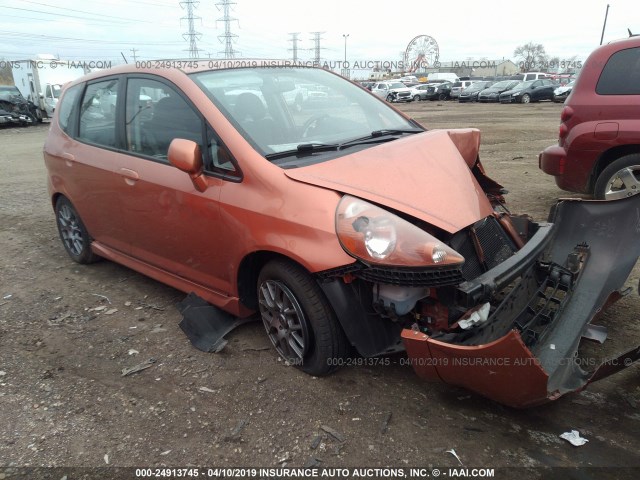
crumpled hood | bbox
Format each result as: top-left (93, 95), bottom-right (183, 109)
top-left (284, 130), bottom-right (494, 233)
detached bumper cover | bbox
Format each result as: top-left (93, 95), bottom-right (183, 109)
top-left (402, 194), bottom-right (640, 407)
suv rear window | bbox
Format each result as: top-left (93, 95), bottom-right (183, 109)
top-left (596, 47), bottom-right (640, 95)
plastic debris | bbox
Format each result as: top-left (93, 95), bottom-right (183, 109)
top-left (121, 358), bottom-right (156, 377)
top-left (560, 430), bottom-right (589, 446)
top-left (128, 349), bottom-right (139, 356)
top-left (198, 386), bottom-right (216, 393)
top-left (321, 425), bottom-right (345, 442)
top-left (160, 450), bottom-right (171, 456)
top-left (446, 449), bottom-right (463, 466)
top-left (380, 412), bottom-right (392, 434)
top-left (104, 308), bottom-right (118, 315)
top-left (3, 294), bottom-right (12, 300)
top-left (104, 454), bottom-right (109, 464)
top-left (458, 303), bottom-right (490, 330)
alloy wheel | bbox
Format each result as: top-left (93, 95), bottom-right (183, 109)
top-left (258, 279), bottom-right (310, 362)
top-left (602, 166), bottom-right (640, 200)
top-left (57, 203), bottom-right (84, 256)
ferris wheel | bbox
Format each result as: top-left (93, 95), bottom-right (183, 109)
top-left (404, 35), bottom-right (440, 73)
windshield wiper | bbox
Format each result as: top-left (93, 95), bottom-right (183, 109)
top-left (264, 129), bottom-right (423, 160)
top-left (265, 142), bottom-right (339, 160)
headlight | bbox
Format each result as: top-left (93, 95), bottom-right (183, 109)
top-left (335, 195), bottom-right (465, 267)
top-left (512, 92), bottom-right (519, 96)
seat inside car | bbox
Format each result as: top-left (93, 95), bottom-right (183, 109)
top-left (144, 94), bottom-right (202, 157)
top-left (233, 92), bottom-right (281, 148)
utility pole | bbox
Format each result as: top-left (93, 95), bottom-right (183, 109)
top-left (216, 0), bottom-right (240, 59)
top-left (309, 32), bottom-right (325, 65)
top-left (130, 48), bottom-right (139, 62)
top-left (600, 4), bottom-right (610, 45)
top-left (341, 34), bottom-right (349, 78)
top-left (288, 32), bottom-right (301, 62)
top-left (180, 0), bottom-right (202, 59)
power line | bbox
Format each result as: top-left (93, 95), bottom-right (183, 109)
top-left (288, 32), bottom-right (301, 62)
top-left (19, 0), bottom-right (154, 22)
top-left (309, 31), bottom-right (325, 64)
top-left (216, 0), bottom-right (239, 59)
top-left (179, 0), bottom-right (202, 58)
top-left (0, 30), bottom-right (184, 45)
top-left (0, 5), bottom-right (152, 24)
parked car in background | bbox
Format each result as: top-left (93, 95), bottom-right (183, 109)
top-left (540, 35), bottom-right (640, 199)
top-left (44, 62), bottom-right (640, 408)
top-left (0, 85), bottom-right (40, 125)
top-left (450, 80), bottom-right (475, 99)
top-left (371, 81), bottom-right (413, 102)
top-left (477, 80), bottom-right (520, 102)
top-left (423, 81), bottom-right (453, 101)
top-left (552, 80), bottom-right (575, 102)
top-left (511, 72), bottom-right (549, 81)
top-left (409, 84), bottom-right (431, 101)
top-left (458, 81), bottom-right (494, 103)
top-left (499, 79), bottom-right (557, 103)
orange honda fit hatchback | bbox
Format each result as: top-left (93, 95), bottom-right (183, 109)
top-left (44, 62), bottom-right (640, 407)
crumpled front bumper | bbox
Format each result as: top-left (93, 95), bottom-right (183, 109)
top-left (402, 194), bottom-right (640, 407)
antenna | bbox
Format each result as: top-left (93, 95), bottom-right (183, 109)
top-left (216, 0), bottom-right (240, 59)
top-left (288, 32), bottom-right (301, 62)
top-left (180, 0), bottom-right (202, 59)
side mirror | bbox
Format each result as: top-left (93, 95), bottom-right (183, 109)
top-left (168, 138), bottom-right (207, 192)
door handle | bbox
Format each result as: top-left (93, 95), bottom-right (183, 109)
top-left (119, 168), bottom-right (139, 185)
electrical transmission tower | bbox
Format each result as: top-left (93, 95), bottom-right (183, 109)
top-left (288, 32), bottom-right (301, 62)
top-left (180, 0), bottom-right (202, 59)
top-left (309, 32), bottom-right (325, 64)
top-left (216, 0), bottom-right (240, 59)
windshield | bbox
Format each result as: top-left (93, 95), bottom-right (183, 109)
top-left (491, 80), bottom-right (515, 89)
top-left (512, 80), bottom-right (535, 90)
top-left (191, 68), bottom-right (418, 157)
top-left (468, 82), bottom-right (491, 91)
top-left (388, 82), bottom-right (405, 89)
top-left (0, 86), bottom-right (22, 100)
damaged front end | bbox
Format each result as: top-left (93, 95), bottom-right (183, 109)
top-left (321, 193), bottom-right (640, 408)
top-left (404, 194), bottom-right (640, 407)
top-left (0, 95), bottom-right (37, 126)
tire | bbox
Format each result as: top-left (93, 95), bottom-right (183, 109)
top-left (593, 154), bottom-right (640, 200)
top-left (257, 259), bottom-right (350, 376)
top-left (413, 95), bottom-right (420, 102)
top-left (386, 94), bottom-right (393, 102)
top-left (55, 196), bottom-right (100, 264)
top-left (521, 94), bottom-right (531, 104)
top-left (438, 93), bottom-right (446, 101)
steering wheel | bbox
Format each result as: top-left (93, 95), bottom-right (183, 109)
top-left (301, 114), bottom-right (330, 139)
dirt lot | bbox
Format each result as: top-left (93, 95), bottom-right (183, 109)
top-left (1, 101), bottom-right (638, 478)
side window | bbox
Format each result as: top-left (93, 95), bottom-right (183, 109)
top-left (45, 85), bottom-right (52, 98)
top-left (57, 84), bottom-right (82, 135)
top-left (78, 78), bottom-right (119, 148)
top-left (125, 77), bottom-right (202, 162)
top-left (596, 47), bottom-right (640, 95)
top-left (207, 126), bottom-right (239, 177)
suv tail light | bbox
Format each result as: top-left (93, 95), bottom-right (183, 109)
top-left (560, 106), bottom-right (574, 122)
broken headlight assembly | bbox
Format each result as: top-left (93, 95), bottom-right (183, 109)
top-left (335, 195), bottom-right (465, 267)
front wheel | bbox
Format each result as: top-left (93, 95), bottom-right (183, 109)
top-left (55, 196), bottom-right (100, 264)
top-left (438, 93), bottom-right (447, 101)
top-left (594, 154), bottom-right (640, 200)
top-left (386, 94), bottom-right (394, 102)
top-left (521, 94), bottom-right (531, 104)
top-left (257, 259), bottom-right (349, 376)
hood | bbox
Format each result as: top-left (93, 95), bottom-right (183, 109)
top-left (390, 87), bottom-right (411, 93)
top-left (555, 86), bottom-right (571, 94)
top-left (284, 130), bottom-right (493, 233)
top-left (501, 88), bottom-right (519, 95)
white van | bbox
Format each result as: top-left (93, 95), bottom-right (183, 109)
top-left (427, 73), bottom-right (459, 83)
top-left (513, 72), bottom-right (548, 81)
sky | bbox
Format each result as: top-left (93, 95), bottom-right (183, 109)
top-left (0, 0), bottom-right (638, 71)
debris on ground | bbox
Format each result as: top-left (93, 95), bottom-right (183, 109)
top-left (303, 456), bottom-right (322, 468)
top-left (121, 358), bottom-right (157, 377)
top-left (198, 386), bottom-right (216, 393)
top-left (380, 412), bottom-right (392, 434)
top-left (560, 430), bottom-right (589, 446)
top-left (320, 425), bottom-right (345, 442)
top-left (310, 434), bottom-right (322, 450)
top-left (446, 448), bottom-right (463, 466)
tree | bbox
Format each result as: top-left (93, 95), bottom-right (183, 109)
top-left (513, 42), bottom-right (548, 71)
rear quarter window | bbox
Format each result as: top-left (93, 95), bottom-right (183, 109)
top-left (596, 47), bottom-right (640, 95)
top-left (57, 84), bottom-right (82, 134)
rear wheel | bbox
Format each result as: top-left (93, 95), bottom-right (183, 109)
top-left (438, 92), bottom-right (447, 101)
top-left (257, 259), bottom-right (349, 376)
top-left (413, 95), bottom-right (420, 102)
top-left (55, 197), bottom-right (99, 264)
top-left (594, 154), bottom-right (640, 200)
